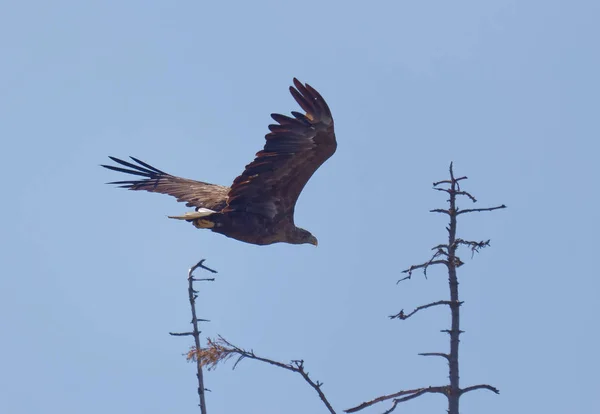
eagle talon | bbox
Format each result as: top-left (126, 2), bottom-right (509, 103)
top-left (194, 219), bottom-right (215, 229)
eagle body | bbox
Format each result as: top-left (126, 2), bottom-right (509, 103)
top-left (199, 212), bottom-right (309, 246)
top-left (103, 79), bottom-right (336, 246)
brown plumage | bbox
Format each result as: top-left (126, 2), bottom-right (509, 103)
top-left (102, 78), bottom-right (336, 246)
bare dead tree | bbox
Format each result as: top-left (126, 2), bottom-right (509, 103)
top-left (190, 336), bottom-right (337, 414)
top-left (170, 259), bottom-right (217, 414)
top-left (347, 163), bottom-right (504, 414)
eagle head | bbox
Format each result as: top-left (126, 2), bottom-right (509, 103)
top-left (293, 227), bottom-right (318, 246)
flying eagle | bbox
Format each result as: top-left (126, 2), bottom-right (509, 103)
top-left (102, 78), bottom-right (336, 246)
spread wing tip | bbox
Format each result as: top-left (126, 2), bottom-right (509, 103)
top-left (288, 78), bottom-right (333, 126)
top-left (102, 156), bottom-right (169, 178)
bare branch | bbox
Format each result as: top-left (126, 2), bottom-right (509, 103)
top-left (461, 384), bottom-right (500, 395)
top-left (387, 387), bottom-right (447, 413)
top-left (433, 176), bottom-right (466, 187)
top-left (381, 402), bottom-right (398, 414)
top-left (455, 238), bottom-right (489, 250)
top-left (400, 247), bottom-right (451, 282)
top-left (346, 386), bottom-right (447, 413)
top-left (195, 336), bottom-right (336, 414)
top-left (440, 329), bottom-right (465, 335)
top-left (389, 300), bottom-right (453, 320)
top-left (433, 189), bottom-right (477, 203)
top-left (193, 260), bottom-right (218, 274)
top-left (454, 238), bottom-right (491, 258)
top-left (397, 260), bottom-right (447, 282)
top-left (456, 191), bottom-right (477, 203)
top-left (430, 208), bottom-right (450, 215)
top-left (457, 204), bottom-right (506, 215)
top-left (419, 352), bottom-right (450, 361)
top-left (169, 331), bottom-right (195, 337)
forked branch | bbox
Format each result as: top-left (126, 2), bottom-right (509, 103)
top-left (345, 386), bottom-right (447, 413)
top-left (399, 247), bottom-right (450, 282)
top-left (191, 336), bottom-right (336, 414)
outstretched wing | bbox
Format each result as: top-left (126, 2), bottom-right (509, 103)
top-left (102, 156), bottom-right (229, 211)
top-left (224, 78), bottom-right (336, 221)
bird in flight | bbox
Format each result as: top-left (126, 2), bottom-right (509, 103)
top-left (102, 78), bottom-right (336, 246)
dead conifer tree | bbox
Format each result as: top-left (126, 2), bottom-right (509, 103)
top-left (173, 260), bottom-right (337, 413)
top-left (170, 260), bottom-right (217, 414)
top-left (347, 163), bottom-right (505, 414)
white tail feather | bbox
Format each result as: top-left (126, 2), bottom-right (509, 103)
top-left (168, 208), bottom-right (216, 220)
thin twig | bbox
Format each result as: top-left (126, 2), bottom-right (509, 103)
top-left (419, 352), bottom-right (450, 361)
top-left (457, 205), bottom-right (506, 215)
top-left (456, 191), bottom-right (477, 203)
top-left (194, 261), bottom-right (218, 274)
top-left (389, 300), bottom-right (453, 320)
top-left (460, 384), bottom-right (500, 395)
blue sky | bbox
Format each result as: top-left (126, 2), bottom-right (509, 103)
top-left (1, 1), bottom-right (598, 413)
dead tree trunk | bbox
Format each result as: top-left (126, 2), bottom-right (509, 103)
top-left (347, 163), bottom-right (505, 414)
top-left (170, 259), bottom-right (217, 414)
